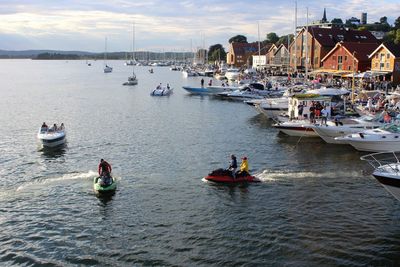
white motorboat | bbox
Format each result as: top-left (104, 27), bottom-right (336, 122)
top-left (254, 97), bottom-right (289, 119)
top-left (37, 126), bottom-right (66, 148)
top-left (182, 69), bottom-right (197, 77)
top-left (151, 86), bottom-right (173, 96)
top-left (310, 115), bottom-right (383, 144)
top-left (361, 152), bottom-right (400, 201)
top-left (225, 68), bottom-right (240, 81)
top-left (274, 120), bottom-right (319, 137)
top-left (335, 124), bottom-right (400, 152)
top-left (217, 83), bottom-right (279, 101)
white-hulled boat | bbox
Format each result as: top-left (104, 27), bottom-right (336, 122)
top-left (37, 126), bottom-right (66, 148)
top-left (310, 115), bottom-right (383, 144)
top-left (151, 86), bottom-right (173, 96)
top-left (123, 23), bottom-right (138, 85)
top-left (225, 68), bottom-right (240, 81)
top-left (335, 124), bottom-right (400, 152)
top-left (361, 152), bottom-right (400, 201)
top-left (103, 37), bottom-right (112, 73)
top-left (182, 85), bottom-right (237, 95)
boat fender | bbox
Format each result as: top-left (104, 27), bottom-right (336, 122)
top-left (359, 133), bottom-right (364, 138)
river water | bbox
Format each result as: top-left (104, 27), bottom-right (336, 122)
top-left (1, 59), bottom-right (400, 266)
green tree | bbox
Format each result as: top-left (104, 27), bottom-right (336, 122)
top-left (208, 44), bottom-right (226, 61)
top-left (394, 16), bottom-right (400, 29)
top-left (395, 29), bottom-right (400, 45)
top-left (383, 30), bottom-right (396, 43)
top-left (266, 32), bottom-right (279, 44)
top-left (331, 18), bottom-right (343, 24)
top-left (380, 16), bottom-right (388, 24)
top-left (276, 34), bottom-right (294, 46)
top-left (228, 35), bottom-right (247, 43)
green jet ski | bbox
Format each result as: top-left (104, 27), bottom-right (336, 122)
top-left (94, 175), bottom-right (117, 194)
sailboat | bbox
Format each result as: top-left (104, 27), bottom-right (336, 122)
top-left (104, 37), bottom-right (113, 73)
top-left (123, 23), bottom-right (138, 85)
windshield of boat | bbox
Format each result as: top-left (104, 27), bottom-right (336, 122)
top-left (382, 124), bottom-right (400, 133)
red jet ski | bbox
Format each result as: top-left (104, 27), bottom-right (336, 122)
top-left (205, 168), bottom-right (260, 183)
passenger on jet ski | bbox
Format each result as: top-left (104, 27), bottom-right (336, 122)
top-left (98, 159), bottom-right (112, 185)
top-left (228, 154), bottom-right (238, 178)
top-left (239, 156), bottom-right (249, 175)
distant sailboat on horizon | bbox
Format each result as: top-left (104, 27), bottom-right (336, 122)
top-left (104, 37), bottom-right (113, 73)
top-left (123, 23), bottom-right (138, 86)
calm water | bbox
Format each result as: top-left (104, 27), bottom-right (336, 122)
top-left (1, 59), bottom-right (400, 266)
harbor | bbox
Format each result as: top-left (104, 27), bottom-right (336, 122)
top-left (1, 60), bottom-right (400, 266)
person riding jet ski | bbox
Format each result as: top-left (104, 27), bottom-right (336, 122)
top-left (98, 159), bottom-right (112, 185)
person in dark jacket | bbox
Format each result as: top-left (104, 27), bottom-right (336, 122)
top-left (98, 159), bottom-right (112, 185)
top-left (228, 154), bottom-right (238, 178)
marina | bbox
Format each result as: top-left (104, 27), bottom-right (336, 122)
top-left (1, 60), bottom-right (400, 265)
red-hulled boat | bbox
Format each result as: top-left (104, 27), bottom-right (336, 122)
top-left (205, 169), bottom-right (260, 183)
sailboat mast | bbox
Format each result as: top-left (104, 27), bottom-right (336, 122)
top-left (305, 7), bottom-right (309, 81)
top-left (294, 0), bottom-right (297, 74)
top-left (104, 37), bottom-right (107, 66)
top-left (258, 21), bottom-right (261, 70)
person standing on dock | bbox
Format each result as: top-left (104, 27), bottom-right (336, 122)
top-left (201, 78), bottom-right (204, 87)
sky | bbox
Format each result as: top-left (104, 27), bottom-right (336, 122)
top-left (0, 0), bottom-right (399, 52)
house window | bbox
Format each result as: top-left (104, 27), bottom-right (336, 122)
top-left (386, 62), bottom-right (390, 68)
top-left (348, 66), bottom-right (352, 70)
top-left (387, 53), bottom-right (390, 59)
top-left (380, 63), bottom-right (384, 70)
top-left (338, 56), bottom-right (343, 70)
top-left (344, 56), bottom-right (347, 61)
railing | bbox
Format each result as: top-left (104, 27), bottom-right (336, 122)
top-left (360, 152), bottom-right (400, 174)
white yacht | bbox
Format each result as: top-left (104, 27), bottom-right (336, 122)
top-left (335, 124), bottom-right (400, 152)
top-left (224, 68), bottom-right (240, 81)
top-left (310, 115), bottom-right (383, 144)
top-left (37, 125), bottom-right (66, 148)
top-left (361, 152), bottom-right (400, 201)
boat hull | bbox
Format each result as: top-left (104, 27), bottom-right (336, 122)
top-left (205, 175), bottom-right (260, 183)
top-left (38, 132), bottom-right (66, 148)
top-left (344, 140), bottom-right (400, 152)
top-left (274, 125), bottom-right (319, 137)
top-left (373, 173), bottom-right (400, 201)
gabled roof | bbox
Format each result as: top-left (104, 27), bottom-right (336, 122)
top-left (369, 42), bottom-right (400, 58)
top-left (231, 42), bottom-right (259, 56)
top-left (274, 43), bottom-right (289, 56)
top-left (321, 42), bottom-right (379, 62)
top-left (310, 27), bottom-right (378, 48)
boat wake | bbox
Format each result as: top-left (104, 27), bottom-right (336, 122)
top-left (255, 169), bottom-right (360, 182)
top-left (16, 170), bottom-right (98, 191)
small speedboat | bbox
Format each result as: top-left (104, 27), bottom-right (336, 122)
top-left (94, 176), bottom-right (117, 194)
top-left (151, 87), bottom-right (173, 96)
top-left (205, 168), bottom-right (260, 183)
top-left (37, 127), bottom-right (66, 148)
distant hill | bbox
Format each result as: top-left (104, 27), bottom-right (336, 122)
top-left (0, 49), bottom-right (195, 60)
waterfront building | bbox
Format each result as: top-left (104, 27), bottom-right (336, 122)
top-left (321, 42), bottom-right (379, 73)
top-left (289, 27), bottom-right (378, 72)
top-left (271, 43), bottom-right (290, 71)
top-left (226, 42), bottom-right (259, 67)
top-left (369, 42), bottom-right (400, 85)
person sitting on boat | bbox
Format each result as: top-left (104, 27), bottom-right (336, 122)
top-left (49, 123), bottom-right (57, 132)
top-left (98, 159), bottom-right (112, 185)
top-left (157, 83), bottom-right (162, 89)
top-left (321, 106), bottom-right (328, 125)
top-left (208, 79), bottom-right (212, 86)
top-left (228, 154), bottom-right (238, 178)
top-left (239, 157), bottom-right (249, 175)
top-left (167, 83), bottom-right (170, 90)
top-left (59, 123), bottom-right (65, 131)
top-left (41, 122), bottom-right (48, 132)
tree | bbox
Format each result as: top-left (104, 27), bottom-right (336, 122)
top-left (266, 32), bottom-right (279, 44)
top-left (228, 35), bottom-right (247, 43)
top-left (331, 18), bottom-right (343, 24)
top-left (394, 16), bottom-right (400, 29)
top-left (276, 34), bottom-right (294, 46)
top-left (380, 16), bottom-right (388, 24)
top-left (395, 29), bottom-right (400, 45)
top-left (208, 44), bottom-right (226, 61)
